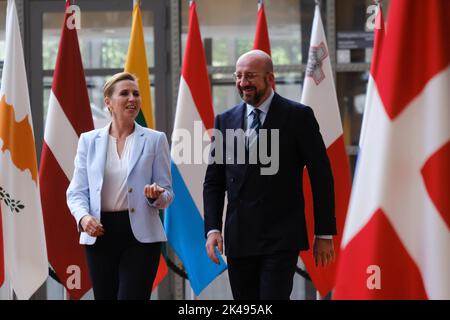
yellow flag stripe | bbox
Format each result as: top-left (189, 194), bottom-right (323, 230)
top-left (124, 1), bottom-right (154, 129)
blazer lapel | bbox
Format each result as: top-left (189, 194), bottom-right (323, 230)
top-left (127, 122), bottom-right (146, 178)
top-left (93, 124), bottom-right (110, 186)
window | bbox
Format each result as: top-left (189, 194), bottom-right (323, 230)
top-left (42, 7), bottom-right (155, 128)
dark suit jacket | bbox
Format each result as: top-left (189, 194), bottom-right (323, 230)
top-left (203, 93), bottom-right (336, 258)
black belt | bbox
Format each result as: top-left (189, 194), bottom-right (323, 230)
top-left (101, 210), bottom-right (128, 215)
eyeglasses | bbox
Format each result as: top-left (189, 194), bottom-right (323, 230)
top-left (232, 72), bottom-right (267, 82)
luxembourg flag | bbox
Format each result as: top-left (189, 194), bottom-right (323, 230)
top-left (164, 1), bottom-right (227, 296)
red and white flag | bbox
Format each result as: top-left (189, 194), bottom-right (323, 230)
top-left (334, 0), bottom-right (450, 299)
top-left (359, 3), bottom-right (385, 148)
top-left (300, 4), bottom-right (352, 297)
top-left (253, 0), bottom-right (275, 90)
top-left (39, 0), bottom-right (93, 299)
top-left (253, 0), bottom-right (271, 56)
top-left (0, 0), bottom-right (48, 299)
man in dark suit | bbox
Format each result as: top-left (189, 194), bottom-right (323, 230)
top-left (203, 50), bottom-right (336, 300)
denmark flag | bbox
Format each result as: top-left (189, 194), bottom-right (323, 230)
top-left (334, 0), bottom-right (450, 299)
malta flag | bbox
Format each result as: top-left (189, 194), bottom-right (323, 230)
top-left (164, 1), bottom-right (227, 296)
top-left (253, 1), bottom-right (275, 90)
top-left (39, 0), bottom-right (93, 299)
top-left (300, 4), bottom-right (351, 297)
top-left (0, 0), bottom-right (48, 299)
top-left (124, 0), bottom-right (168, 289)
top-left (334, 0), bottom-right (450, 299)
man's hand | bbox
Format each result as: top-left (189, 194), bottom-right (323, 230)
top-left (313, 238), bottom-right (335, 267)
top-left (144, 183), bottom-right (165, 200)
top-left (80, 215), bottom-right (104, 237)
top-left (205, 232), bottom-right (223, 265)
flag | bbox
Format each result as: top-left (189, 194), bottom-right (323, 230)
top-left (334, 0), bottom-right (450, 299)
top-left (300, 4), bottom-right (352, 297)
top-left (253, 1), bottom-right (271, 56)
top-left (164, 1), bottom-right (227, 296)
top-left (359, 3), bottom-right (385, 148)
top-left (124, 0), bottom-right (168, 289)
top-left (0, 0), bottom-right (48, 299)
top-left (39, 0), bottom-right (93, 299)
top-left (253, 0), bottom-right (275, 90)
top-left (124, 0), bottom-right (154, 129)
top-left (0, 205), bottom-right (3, 286)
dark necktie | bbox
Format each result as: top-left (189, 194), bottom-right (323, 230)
top-left (247, 109), bottom-right (262, 150)
top-left (250, 109), bottom-right (262, 134)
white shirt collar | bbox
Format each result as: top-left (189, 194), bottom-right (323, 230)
top-left (246, 89), bottom-right (274, 117)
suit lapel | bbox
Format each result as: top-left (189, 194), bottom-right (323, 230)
top-left (261, 93), bottom-right (286, 131)
top-left (127, 123), bottom-right (145, 178)
top-left (224, 103), bottom-right (249, 192)
top-left (229, 102), bottom-right (246, 131)
top-left (238, 93), bottom-right (287, 191)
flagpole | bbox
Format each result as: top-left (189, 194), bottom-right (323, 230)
top-left (258, 0), bottom-right (263, 11)
top-left (188, 0), bottom-right (196, 300)
top-left (315, 0), bottom-right (324, 300)
top-left (63, 288), bottom-right (69, 300)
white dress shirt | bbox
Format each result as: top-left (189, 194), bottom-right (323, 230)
top-left (101, 132), bottom-right (135, 212)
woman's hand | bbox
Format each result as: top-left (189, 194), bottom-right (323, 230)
top-left (80, 215), bottom-right (104, 237)
top-left (144, 183), bottom-right (165, 200)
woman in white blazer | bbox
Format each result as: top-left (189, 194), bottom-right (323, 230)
top-left (67, 72), bottom-right (173, 300)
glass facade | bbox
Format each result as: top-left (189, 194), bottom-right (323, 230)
top-left (42, 8), bottom-right (155, 129)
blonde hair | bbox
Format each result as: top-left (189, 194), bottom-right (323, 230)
top-left (103, 72), bottom-right (138, 98)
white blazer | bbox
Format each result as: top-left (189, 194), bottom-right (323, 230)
top-left (67, 123), bottom-right (173, 245)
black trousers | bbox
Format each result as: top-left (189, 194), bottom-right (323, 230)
top-left (84, 210), bottom-right (161, 300)
top-left (227, 251), bottom-right (298, 300)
